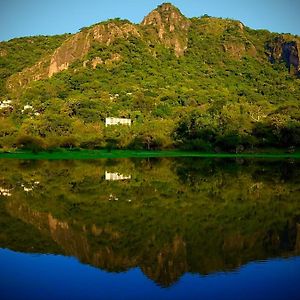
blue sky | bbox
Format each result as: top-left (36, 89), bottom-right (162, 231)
top-left (0, 0), bottom-right (299, 41)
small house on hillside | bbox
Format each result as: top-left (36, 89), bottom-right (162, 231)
top-left (105, 117), bottom-right (131, 127)
top-left (105, 172), bottom-right (131, 181)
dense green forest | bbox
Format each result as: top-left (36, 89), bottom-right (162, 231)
top-left (0, 3), bottom-right (299, 152)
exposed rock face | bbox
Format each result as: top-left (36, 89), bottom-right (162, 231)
top-left (283, 41), bottom-right (299, 73)
top-left (6, 57), bottom-right (50, 91)
top-left (238, 22), bottom-right (244, 31)
top-left (6, 21), bottom-right (139, 90)
top-left (49, 22), bottom-right (139, 77)
top-left (222, 41), bottom-right (257, 59)
top-left (266, 36), bottom-right (300, 74)
top-left (48, 31), bottom-right (91, 77)
top-left (220, 20), bottom-right (257, 59)
top-left (0, 49), bottom-right (7, 57)
top-left (91, 57), bottom-right (103, 69)
top-left (83, 53), bottom-right (122, 69)
top-left (105, 53), bottom-right (122, 65)
top-left (141, 3), bottom-right (191, 57)
top-left (223, 42), bottom-right (244, 58)
top-left (266, 36), bottom-right (284, 62)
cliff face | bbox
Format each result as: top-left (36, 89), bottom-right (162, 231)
top-left (266, 36), bottom-right (300, 74)
top-left (283, 41), bottom-right (299, 74)
top-left (49, 22), bottom-right (139, 77)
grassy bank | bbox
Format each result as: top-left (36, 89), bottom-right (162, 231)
top-left (0, 149), bottom-right (299, 160)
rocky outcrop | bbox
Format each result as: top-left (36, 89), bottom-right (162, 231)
top-left (266, 36), bottom-right (300, 74)
top-left (282, 41), bottom-right (299, 73)
top-left (6, 56), bottom-right (50, 91)
top-left (0, 49), bottom-right (7, 57)
top-left (222, 41), bottom-right (256, 59)
top-left (84, 53), bottom-right (122, 69)
top-left (6, 21), bottom-right (139, 90)
top-left (220, 20), bottom-right (257, 59)
top-left (48, 31), bottom-right (91, 77)
top-left (141, 3), bottom-right (191, 57)
top-left (49, 22), bottom-right (139, 76)
top-left (90, 57), bottom-right (103, 69)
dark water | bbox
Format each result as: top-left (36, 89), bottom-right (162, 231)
top-left (0, 158), bottom-right (299, 300)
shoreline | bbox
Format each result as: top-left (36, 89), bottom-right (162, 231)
top-left (0, 149), bottom-right (299, 160)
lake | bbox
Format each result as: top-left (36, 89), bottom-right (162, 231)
top-left (0, 157), bottom-right (299, 300)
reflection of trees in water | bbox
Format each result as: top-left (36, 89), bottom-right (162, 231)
top-left (175, 158), bottom-right (300, 185)
top-left (0, 158), bottom-right (300, 287)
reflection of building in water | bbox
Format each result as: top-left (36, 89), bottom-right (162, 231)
top-left (105, 117), bottom-right (131, 127)
top-left (105, 171), bottom-right (131, 181)
top-left (21, 181), bottom-right (40, 192)
top-left (0, 186), bottom-right (12, 197)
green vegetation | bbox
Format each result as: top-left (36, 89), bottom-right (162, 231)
top-left (0, 4), bottom-right (299, 152)
top-left (0, 34), bottom-right (69, 96)
top-left (0, 149), bottom-right (299, 160)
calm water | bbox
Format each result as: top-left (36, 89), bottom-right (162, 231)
top-left (0, 157), bottom-right (299, 300)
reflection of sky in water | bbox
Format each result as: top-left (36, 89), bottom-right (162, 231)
top-left (0, 248), bottom-right (299, 300)
top-left (0, 158), bottom-right (300, 299)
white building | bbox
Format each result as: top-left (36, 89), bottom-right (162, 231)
top-left (3, 100), bottom-right (12, 104)
top-left (105, 172), bottom-right (131, 181)
top-left (0, 103), bottom-right (10, 109)
top-left (0, 186), bottom-right (12, 197)
top-left (0, 100), bottom-right (13, 109)
top-left (105, 117), bottom-right (131, 127)
top-left (23, 105), bottom-right (33, 110)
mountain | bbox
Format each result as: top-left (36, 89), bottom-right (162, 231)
top-left (0, 3), bottom-right (299, 152)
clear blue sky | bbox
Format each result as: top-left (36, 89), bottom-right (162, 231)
top-left (0, 0), bottom-right (299, 41)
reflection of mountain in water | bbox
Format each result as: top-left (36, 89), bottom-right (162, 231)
top-left (0, 158), bottom-right (300, 287)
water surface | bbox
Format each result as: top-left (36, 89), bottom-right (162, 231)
top-left (0, 158), bottom-right (299, 299)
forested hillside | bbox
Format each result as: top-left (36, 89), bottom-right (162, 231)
top-left (0, 3), bottom-right (299, 152)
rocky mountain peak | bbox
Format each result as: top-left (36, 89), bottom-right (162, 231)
top-left (141, 3), bottom-right (190, 57)
top-left (142, 3), bottom-right (188, 30)
top-left (148, 3), bottom-right (184, 19)
top-left (157, 2), bottom-right (179, 11)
